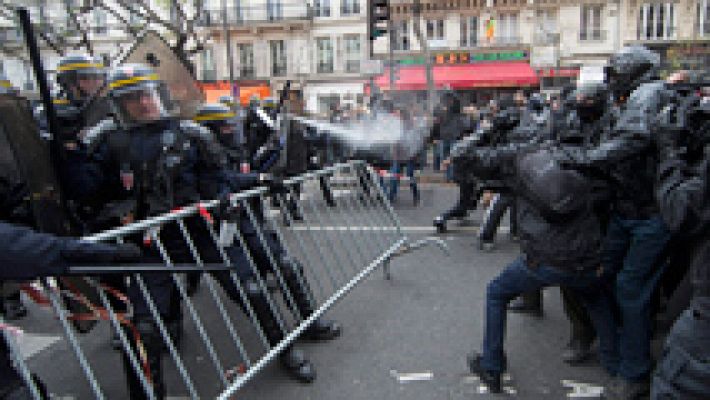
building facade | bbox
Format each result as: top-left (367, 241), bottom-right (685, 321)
top-left (0, 0), bottom-right (177, 95)
top-left (197, 0), bottom-right (369, 114)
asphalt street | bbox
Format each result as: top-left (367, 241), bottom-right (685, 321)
top-left (11, 181), bottom-right (611, 399)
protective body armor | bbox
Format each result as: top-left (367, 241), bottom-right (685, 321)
top-left (84, 118), bottom-right (225, 227)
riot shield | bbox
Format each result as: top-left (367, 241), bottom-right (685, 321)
top-left (0, 94), bottom-right (99, 333)
top-left (119, 30), bottom-right (204, 119)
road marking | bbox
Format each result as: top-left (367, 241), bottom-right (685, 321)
top-left (287, 225), bottom-right (511, 233)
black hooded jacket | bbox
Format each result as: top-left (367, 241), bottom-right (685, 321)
top-left (469, 141), bottom-right (603, 272)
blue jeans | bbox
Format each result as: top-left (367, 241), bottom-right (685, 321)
top-left (384, 160), bottom-right (418, 202)
top-left (604, 214), bottom-right (670, 381)
top-left (481, 256), bottom-right (618, 376)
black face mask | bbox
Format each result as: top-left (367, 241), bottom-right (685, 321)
top-left (576, 103), bottom-right (604, 122)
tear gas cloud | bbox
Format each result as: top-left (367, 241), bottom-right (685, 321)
top-left (293, 111), bottom-right (432, 162)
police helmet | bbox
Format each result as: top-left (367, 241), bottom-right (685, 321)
top-left (56, 54), bottom-right (106, 104)
top-left (605, 46), bottom-right (660, 102)
top-left (194, 103), bottom-right (240, 146)
top-left (106, 64), bottom-right (172, 128)
top-left (0, 73), bottom-right (18, 96)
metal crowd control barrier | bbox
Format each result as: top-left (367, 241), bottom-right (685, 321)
top-left (10, 160), bottom-right (447, 399)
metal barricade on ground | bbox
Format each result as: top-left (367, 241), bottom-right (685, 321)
top-left (10, 160), bottom-right (447, 399)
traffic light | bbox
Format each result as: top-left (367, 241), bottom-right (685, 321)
top-left (368, 0), bottom-right (390, 41)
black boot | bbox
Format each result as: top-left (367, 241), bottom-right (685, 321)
top-left (466, 352), bottom-right (502, 393)
top-left (279, 347), bottom-right (316, 383)
top-left (245, 280), bottom-right (317, 383)
top-left (433, 216), bottom-right (447, 233)
top-left (124, 318), bottom-right (166, 400)
top-left (281, 257), bottom-right (342, 341)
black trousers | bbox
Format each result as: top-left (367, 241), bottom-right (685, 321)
top-left (479, 193), bottom-right (517, 243)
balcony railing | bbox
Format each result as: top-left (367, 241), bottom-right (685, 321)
top-left (199, 2), bottom-right (310, 27)
top-left (579, 29), bottom-right (607, 42)
top-left (240, 67), bottom-right (256, 79)
top-left (491, 36), bottom-right (522, 46)
top-left (317, 62), bottom-right (334, 74)
top-left (272, 64), bottom-right (288, 77)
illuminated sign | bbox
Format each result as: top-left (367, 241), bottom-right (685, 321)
top-left (398, 51), bottom-right (529, 65)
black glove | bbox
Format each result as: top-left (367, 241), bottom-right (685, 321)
top-left (62, 242), bottom-right (142, 264)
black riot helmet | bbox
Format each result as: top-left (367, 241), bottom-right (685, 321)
top-left (56, 54), bottom-right (106, 105)
top-left (106, 63), bottom-right (172, 129)
top-left (194, 103), bottom-right (241, 147)
top-left (605, 46), bottom-right (660, 103)
top-left (574, 81), bottom-right (609, 123)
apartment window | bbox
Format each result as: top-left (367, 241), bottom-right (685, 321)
top-left (637, 2), bottom-right (675, 40)
top-left (344, 35), bottom-right (361, 73)
top-left (341, 0), bottom-right (360, 15)
top-left (201, 48), bottom-right (216, 81)
top-left (699, 0), bottom-right (710, 36)
top-left (267, 0), bottom-right (283, 20)
top-left (93, 8), bottom-right (108, 35)
top-left (316, 37), bottom-right (334, 73)
top-left (535, 9), bottom-right (558, 43)
top-left (314, 0), bottom-right (331, 17)
top-left (580, 4), bottom-right (603, 41)
top-left (393, 20), bottom-right (410, 51)
top-left (496, 12), bottom-right (519, 44)
top-left (426, 19), bottom-right (445, 39)
top-left (238, 43), bottom-right (255, 78)
top-left (460, 16), bottom-right (478, 47)
top-left (270, 40), bottom-right (287, 76)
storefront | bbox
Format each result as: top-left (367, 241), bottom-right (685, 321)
top-left (303, 82), bottom-right (366, 115)
top-left (197, 80), bottom-right (271, 105)
top-left (371, 50), bottom-right (540, 106)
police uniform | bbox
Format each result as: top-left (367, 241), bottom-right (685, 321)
top-left (0, 73), bottom-right (140, 399)
top-left (63, 64), bottom-right (233, 399)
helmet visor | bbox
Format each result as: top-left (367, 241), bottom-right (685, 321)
top-left (113, 85), bottom-right (169, 126)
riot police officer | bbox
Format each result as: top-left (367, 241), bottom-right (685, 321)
top-left (0, 71), bottom-right (141, 399)
top-left (0, 223), bottom-right (142, 400)
top-left (64, 64), bottom-right (232, 399)
top-left (0, 75), bottom-right (28, 321)
top-left (194, 103), bottom-right (342, 382)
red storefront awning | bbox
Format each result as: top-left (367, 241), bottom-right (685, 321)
top-left (373, 62), bottom-right (539, 91)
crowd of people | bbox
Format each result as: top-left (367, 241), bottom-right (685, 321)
top-left (430, 46), bottom-right (708, 400)
top-left (1, 56), bottom-right (344, 399)
top-left (0, 43), bottom-right (707, 400)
